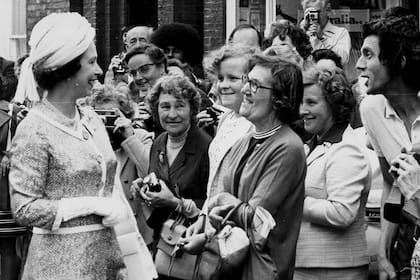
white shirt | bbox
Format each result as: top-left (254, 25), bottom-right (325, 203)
top-left (311, 21), bottom-right (351, 65)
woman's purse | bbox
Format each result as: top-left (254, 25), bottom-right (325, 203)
top-left (193, 203), bottom-right (250, 280)
top-left (155, 213), bottom-right (197, 280)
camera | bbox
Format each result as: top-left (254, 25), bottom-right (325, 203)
top-left (307, 10), bottom-right (319, 25)
top-left (206, 106), bottom-right (223, 125)
top-left (145, 172), bottom-right (161, 192)
top-left (94, 109), bottom-right (118, 133)
top-left (113, 62), bottom-right (127, 75)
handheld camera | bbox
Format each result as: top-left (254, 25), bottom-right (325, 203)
top-left (307, 10), bottom-right (320, 25)
top-left (94, 109), bottom-right (118, 133)
top-left (145, 172), bottom-right (161, 192)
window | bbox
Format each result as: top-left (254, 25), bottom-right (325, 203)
top-left (10, 0), bottom-right (27, 60)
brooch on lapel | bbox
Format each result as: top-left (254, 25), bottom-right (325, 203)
top-left (82, 129), bottom-right (89, 140)
top-left (158, 151), bottom-right (165, 164)
top-left (322, 142), bottom-right (332, 149)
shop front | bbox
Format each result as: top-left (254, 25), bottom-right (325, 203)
top-left (226, 0), bottom-right (419, 81)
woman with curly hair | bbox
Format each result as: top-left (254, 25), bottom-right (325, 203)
top-left (295, 66), bottom-right (371, 279)
top-left (132, 75), bottom-right (211, 260)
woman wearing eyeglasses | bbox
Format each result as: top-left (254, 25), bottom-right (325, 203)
top-left (204, 54), bottom-right (306, 280)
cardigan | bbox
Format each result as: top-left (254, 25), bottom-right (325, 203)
top-left (220, 125), bottom-right (306, 280)
top-left (295, 124), bottom-right (371, 268)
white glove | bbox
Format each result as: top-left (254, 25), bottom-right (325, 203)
top-left (55, 196), bottom-right (129, 230)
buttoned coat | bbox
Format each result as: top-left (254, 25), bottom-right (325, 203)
top-left (9, 101), bottom-right (124, 279)
top-left (295, 125), bottom-right (371, 269)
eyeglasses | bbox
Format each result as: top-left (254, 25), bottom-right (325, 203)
top-left (129, 63), bottom-right (156, 77)
top-left (127, 37), bottom-right (147, 47)
top-left (241, 75), bottom-right (275, 94)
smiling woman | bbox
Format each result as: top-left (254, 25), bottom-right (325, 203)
top-left (295, 66), bottom-right (370, 280)
top-left (139, 75), bottom-right (211, 264)
top-left (9, 12), bottom-right (156, 280)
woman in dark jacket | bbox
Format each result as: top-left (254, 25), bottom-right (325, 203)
top-left (136, 75), bottom-right (210, 248)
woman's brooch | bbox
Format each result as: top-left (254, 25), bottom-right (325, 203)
top-left (158, 151), bottom-right (165, 164)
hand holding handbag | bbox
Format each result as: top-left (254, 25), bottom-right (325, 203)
top-left (155, 214), bottom-right (197, 280)
top-left (194, 203), bottom-right (249, 280)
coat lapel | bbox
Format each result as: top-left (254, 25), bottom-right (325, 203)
top-left (169, 126), bottom-right (198, 177)
top-left (306, 143), bottom-right (330, 166)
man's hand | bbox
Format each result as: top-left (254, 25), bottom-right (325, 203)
top-left (378, 256), bottom-right (397, 280)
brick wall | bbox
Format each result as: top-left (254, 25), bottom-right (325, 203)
top-left (158, 0), bottom-right (174, 25)
top-left (204, 0), bottom-right (225, 52)
top-left (27, 0), bottom-right (70, 37)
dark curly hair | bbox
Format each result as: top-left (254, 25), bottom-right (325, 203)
top-left (147, 75), bottom-right (201, 125)
top-left (362, 15), bottom-right (420, 90)
top-left (312, 49), bottom-right (343, 69)
top-left (251, 54), bottom-right (303, 124)
top-left (151, 23), bottom-right (203, 69)
top-left (269, 21), bottom-right (312, 60)
top-left (123, 43), bottom-right (167, 72)
top-left (33, 55), bottom-right (82, 90)
top-left (303, 66), bottom-right (355, 124)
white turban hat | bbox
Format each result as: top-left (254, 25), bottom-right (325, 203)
top-left (14, 12), bottom-right (95, 103)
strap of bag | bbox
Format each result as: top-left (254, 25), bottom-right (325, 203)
top-left (219, 202), bottom-right (245, 232)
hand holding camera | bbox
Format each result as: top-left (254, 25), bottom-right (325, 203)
top-left (390, 150), bottom-right (420, 200)
top-left (135, 172), bottom-right (180, 208)
top-left (197, 106), bottom-right (223, 128)
top-left (303, 8), bottom-right (321, 38)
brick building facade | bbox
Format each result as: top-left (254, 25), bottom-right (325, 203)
top-left (26, 0), bottom-right (226, 74)
top-left (25, 0), bottom-right (419, 80)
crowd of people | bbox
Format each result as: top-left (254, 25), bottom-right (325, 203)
top-left (0, 0), bottom-right (420, 279)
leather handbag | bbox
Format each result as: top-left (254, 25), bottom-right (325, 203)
top-left (155, 214), bottom-right (197, 280)
top-left (193, 203), bottom-right (249, 280)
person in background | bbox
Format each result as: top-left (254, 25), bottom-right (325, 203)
top-left (9, 12), bottom-right (155, 279)
top-left (87, 85), bottom-right (155, 245)
top-left (151, 23), bottom-right (205, 85)
top-left (132, 75), bottom-right (210, 258)
top-left (358, 14), bottom-right (420, 280)
top-left (228, 24), bottom-right (263, 49)
top-left (269, 20), bottom-right (312, 62)
top-left (0, 57), bottom-right (18, 103)
top-left (312, 49), bottom-right (343, 72)
top-left (300, 0), bottom-right (351, 65)
top-left (105, 25), bottom-right (154, 90)
top-left (0, 58), bottom-right (27, 280)
top-left (205, 54), bottom-right (306, 280)
top-left (124, 43), bottom-right (167, 133)
top-left (295, 66), bottom-right (370, 280)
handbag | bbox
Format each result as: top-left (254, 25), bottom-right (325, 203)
top-left (193, 203), bottom-right (250, 280)
top-left (155, 214), bottom-right (197, 280)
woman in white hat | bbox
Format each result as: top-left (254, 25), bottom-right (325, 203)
top-left (9, 13), bottom-right (155, 279)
